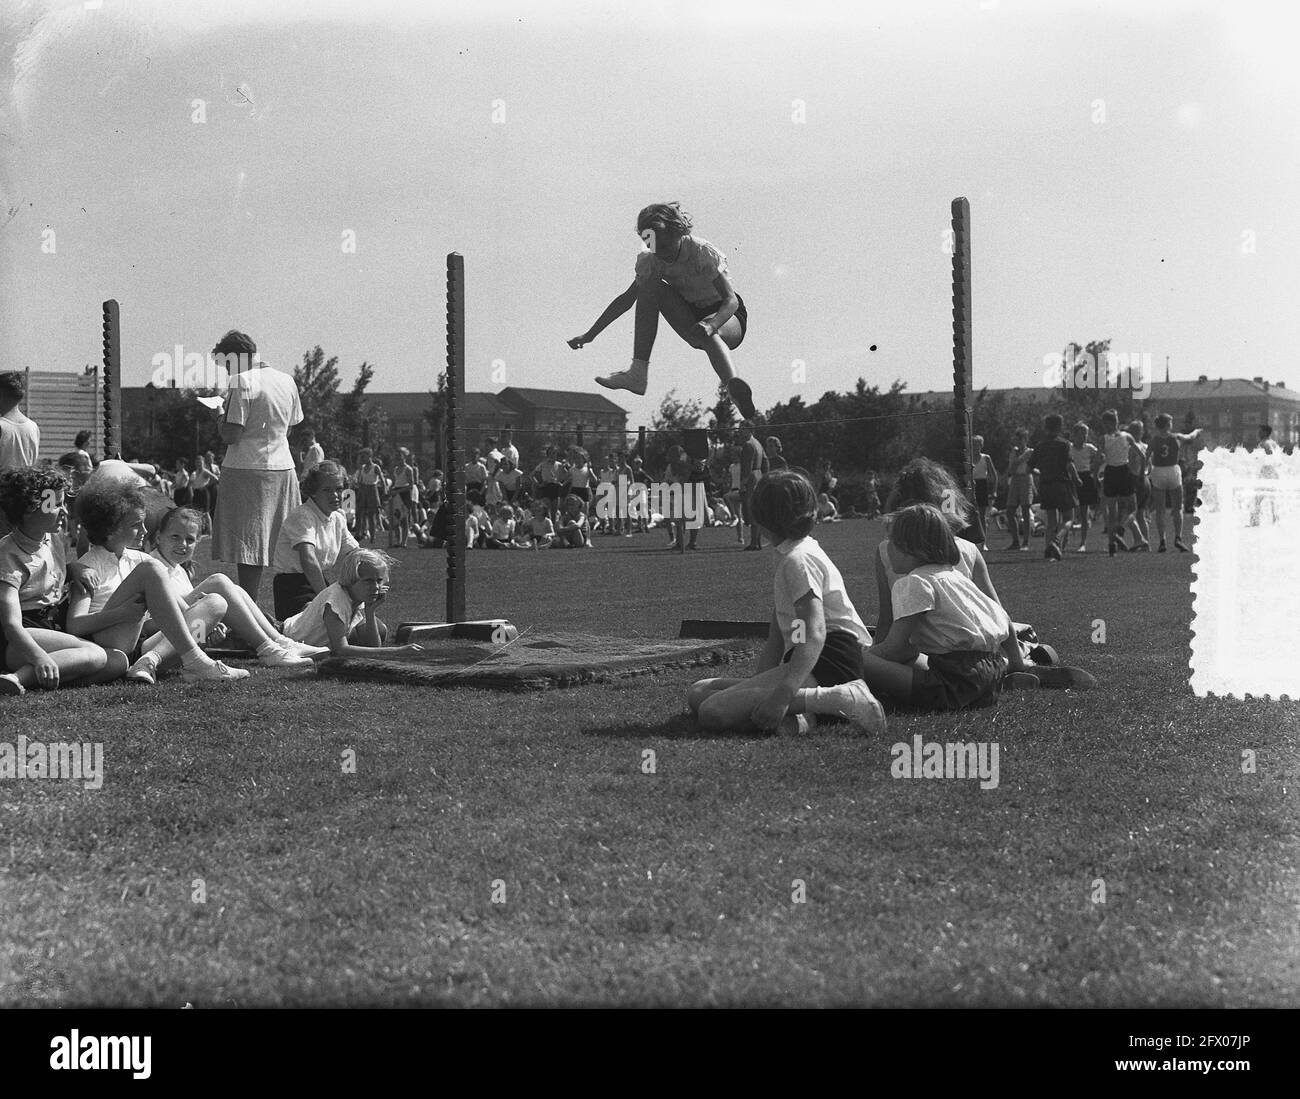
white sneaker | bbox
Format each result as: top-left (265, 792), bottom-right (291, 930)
top-left (0, 672), bottom-right (24, 697)
top-left (594, 365), bottom-right (648, 395)
top-left (182, 659), bottom-right (251, 684)
top-left (124, 658), bottom-right (159, 685)
top-left (258, 645), bottom-right (315, 669)
top-left (280, 638), bottom-right (330, 659)
top-left (824, 680), bottom-right (887, 735)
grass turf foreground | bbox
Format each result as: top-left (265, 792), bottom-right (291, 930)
top-left (0, 520), bottom-right (1296, 1006)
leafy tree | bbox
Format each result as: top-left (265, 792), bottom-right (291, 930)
top-left (121, 384), bottom-right (223, 468)
top-left (645, 389), bottom-right (704, 474)
top-left (335, 361), bottom-right (387, 470)
top-left (423, 371), bottom-right (448, 471)
top-left (291, 347), bottom-right (384, 472)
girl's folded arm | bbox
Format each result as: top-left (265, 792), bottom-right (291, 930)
top-left (779, 591), bottom-right (826, 687)
top-left (296, 542), bottom-right (328, 594)
top-left (869, 615), bottom-right (921, 665)
top-left (755, 612), bottom-right (785, 672)
top-left (64, 587), bottom-right (132, 636)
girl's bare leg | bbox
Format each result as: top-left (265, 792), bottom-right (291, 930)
top-left (4, 629), bottom-right (114, 686)
top-left (96, 558), bottom-right (208, 662)
top-left (634, 281), bottom-right (743, 385)
top-left (860, 651), bottom-right (916, 703)
top-left (696, 666), bottom-right (816, 732)
top-left (141, 593), bottom-right (227, 670)
top-left (193, 574), bottom-right (281, 642)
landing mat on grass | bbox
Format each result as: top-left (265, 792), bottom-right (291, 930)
top-left (315, 631), bottom-right (757, 692)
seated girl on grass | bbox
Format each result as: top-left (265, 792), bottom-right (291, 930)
top-left (686, 470), bottom-right (886, 736)
top-left (877, 458), bottom-right (1094, 689)
top-left (281, 548), bottom-right (425, 660)
top-left (553, 493), bottom-right (592, 548)
top-left (64, 482), bottom-right (249, 685)
top-left (271, 461), bottom-right (361, 623)
top-left (0, 468), bottom-right (127, 696)
top-left (863, 504), bottom-right (1037, 711)
top-left (140, 506), bottom-right (325, 681)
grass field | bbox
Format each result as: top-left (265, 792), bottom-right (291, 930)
top-left (1, 519), bottom-right (1297, 1006)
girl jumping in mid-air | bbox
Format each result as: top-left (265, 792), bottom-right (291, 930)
top-left (568, 202), bottom-right (757, 420)
top-left (686, 470), bottom-right (886, 736)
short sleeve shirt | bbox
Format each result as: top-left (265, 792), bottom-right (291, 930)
top-left (221, 367), bottom-right (303, 471)
top-left (0, 529), bottom-right (70, 610)
top-left (634, 236), bottom-right (732, 307)
top-left (282, 582), bottom-right (364, 648)
top-left (772, 537), bottom-right (871, 649)
top-left (272, 501), bottom-right (359, 578)
top-left (0, 409), bottom-right (40, 471)
top-left (79, 545), bottom-right (151, 614)
top-left (890, 564), bottom-right (1011, 655)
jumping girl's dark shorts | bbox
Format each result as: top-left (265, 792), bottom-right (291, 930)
top-left (691, 294), bottom-right (748, 344)
top-left (907, 650), bottom-right (1006, 711)
top-left (781, 628), bottom-right (865, 687)
top-left (1102, 465), bottom-right (1134, 498)
top-left (1076, 471), bottom-right (1099, 507)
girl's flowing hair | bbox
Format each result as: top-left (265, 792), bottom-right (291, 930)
top-left (884, 458), bottom-right (973, 534)
top-left (636, 202), bottom-right (693, 238)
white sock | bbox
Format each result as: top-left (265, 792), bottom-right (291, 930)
top-left (630, 358), bottom-right (649, 373)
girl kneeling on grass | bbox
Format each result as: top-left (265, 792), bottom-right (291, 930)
top-left (686, 470), bottom-right (886, 736)
top-left (139, 506), bottom-right (325, 682)
top-left (0, 468), bottom-right (128, 696)
top-left (864, 504), bottom-right (1037, 710)
top-left (67, 484), bottom-right (250, 685)
top-left (282, 548), bottom-right (425, 660)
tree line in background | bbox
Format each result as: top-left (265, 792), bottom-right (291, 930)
top-left (122, 335), bottom-right (1210, 504)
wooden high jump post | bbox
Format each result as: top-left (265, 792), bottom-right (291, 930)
top-left (445, 253), bottom-right (467, 622)
top-left (950, 198), bottom-right (974, 497)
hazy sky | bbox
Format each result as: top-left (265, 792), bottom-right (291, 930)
top-left (2, 0), bottom-right (1297, 425)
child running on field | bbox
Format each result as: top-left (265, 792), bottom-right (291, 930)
top-left (1030, 414), bottom-right (1079, 561)
top-left (1097, 409), bottom-right (1145, 556)
top-left (1065, 422), bottom-right (1099, 552)
top-left (0, 468), bottom-right (128, 695)
top-left (1004, 428), bottom-right (1034, 551)
top-left (1147, 414), bottom-right (1199, 551)
top-left (271, 461), bottom-right (361, 622)
top-left (569, 201), bottom-right (757, 420)
top-left (65, 482), bottom-right (249, 684)
top-left (282, 548), bottom-right (424, 659)
top-left (686, 470), bottom-right (886, 735)
top-left (137, 506), bottom-right (323, 683)
top-left (863, 504), bottom-right (1037, 710)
